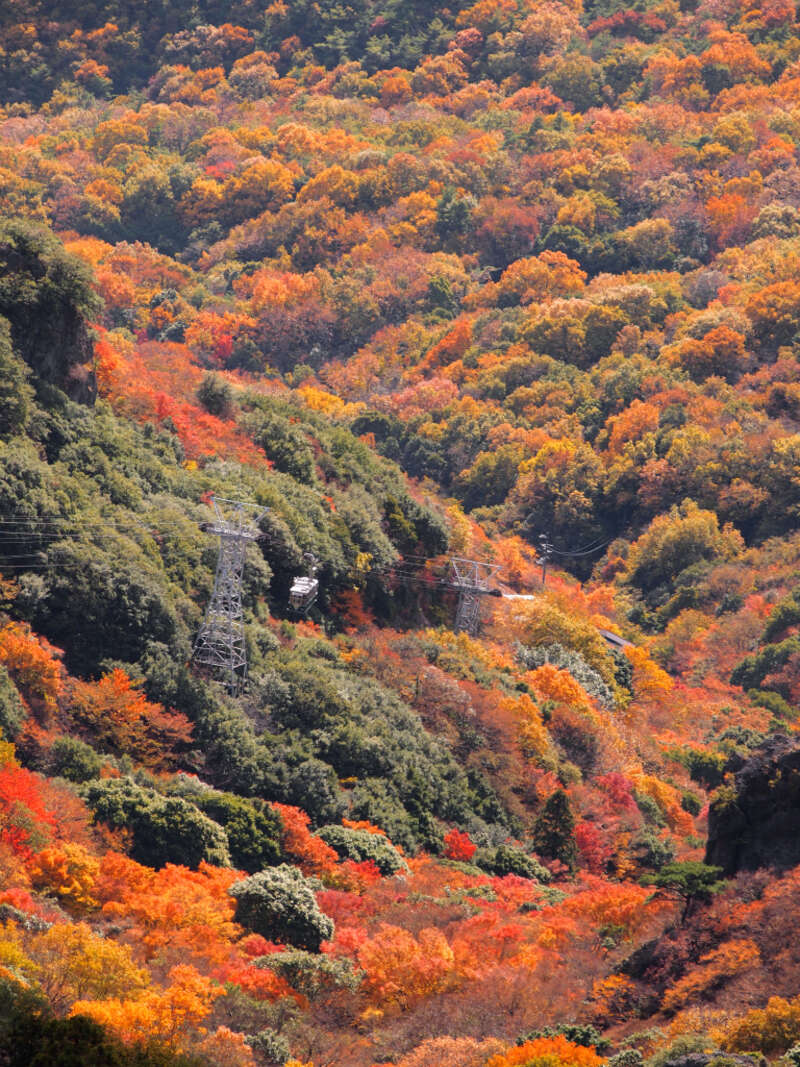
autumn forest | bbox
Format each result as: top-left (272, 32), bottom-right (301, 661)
top-left (1, 0), bottom-right (800, 1064)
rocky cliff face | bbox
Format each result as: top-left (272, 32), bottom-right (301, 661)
top-left (706, 734), bottom-right (800, 875)
top-left (660, 1054), bottom-right (765, 1067)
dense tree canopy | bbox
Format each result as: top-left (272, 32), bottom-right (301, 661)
top-left (1, 0), bottom-right (800, 1062)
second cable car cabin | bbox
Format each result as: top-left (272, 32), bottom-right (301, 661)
top-left (289, 552), bottom-right (319, 615)
top-left (289, 574), bottom-right (319, 614)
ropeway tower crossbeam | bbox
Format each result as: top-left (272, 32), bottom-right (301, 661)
top-left (449, 557), bottom-right (501, 637)
top-left (192, 496), bottom-right (267, 695)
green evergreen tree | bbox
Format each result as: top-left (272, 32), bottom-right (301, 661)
top-left (532, 789), bottom-right (578, 872)
top-left (229, 865), bottom-right (334, 952)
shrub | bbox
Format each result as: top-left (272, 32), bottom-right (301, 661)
top-left (48, 736), bottom-right (103, 783)
top-left (0, 666), bottom-right (24, 740)
top-left (631, 829), bottom-right (675, 871)
top-left (477, 843), bottom-right (552, 882)
top-left (229, 865), bottom-right (334, 951)
top-left (196, 373), bottom-right (234, 417)
top-left (646, 1035), bottom-right (714, 1067)
top-left (255, 948), bottom-right (361, 998)
top-left (316, 824), bottom-right (407, 875)
top-left (246, 1029), bottom-right (290, 1065)
top-left (635, 792), bottom-right (666, 828)
top-left (194, 791), bottom-right (283, 873)
top-left (608, 1052), bottom-right (643, 1067)
top-left (82, 778), bottom-right (231, 869)
top-left (518, 1024), bottom-right (611, 1053)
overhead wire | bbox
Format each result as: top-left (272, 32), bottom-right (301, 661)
top-left (550, 533), bottom-right (608, 553)
top-left (382, 569), bottom-right (443, 584)
top-left (0, 563), bottom-right (96, 571)
top-left (0, 517), bottom-right (191, 531)
top-left (0, 509), bottom-right (612, 595)
top-left (549, 538), bottom-right (613, 558)
top-left (521, 507), bottom-right (614, 559)
top-left (0, 552), bottom-right (58, 561)
top-left (0, 523), bottom-right (612, 565)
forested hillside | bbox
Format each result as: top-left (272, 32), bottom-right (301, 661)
top-left (2, 0), bottom-right (800, 1064)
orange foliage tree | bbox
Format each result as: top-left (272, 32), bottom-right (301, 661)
top-left (67, 668), bottom-right (192, 769)
top-left (335, 923), bottom-right (461, 1008)
top-left (70, 963), bottom-right (224, 1051)
top-left (96, 853), bottom-right (241, 965)
top-left (28, 842), bottom-right (100, 914)
top-left (0, 622), bottom-right (62, 720)
top-left (487, 1034), bottom-right (608, 1067)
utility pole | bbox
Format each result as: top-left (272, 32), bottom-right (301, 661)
top-left (448, 557), bottom-right (501, 637)
top-left (192, 496), bottom-right (267, 696)
top-left (538, 533), bottom-right (553, 587)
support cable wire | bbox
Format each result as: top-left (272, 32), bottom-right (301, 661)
top-left (0, 517), bottom-right (193, 528)
top-left (521, 511), bottom-right (613, 558)
top-left (0, 552), bottom-right (72, 560)
top-left (549, 538), bottom-right (613, 558)
top-left (0, 563), bottom-right (93, 571)
top-left (549, 534), bottom-right (607, 553)
top-left (0, 516), bottom-right (502, 639)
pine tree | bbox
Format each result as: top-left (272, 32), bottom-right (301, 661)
top-left (533, 789), bottom-right (578, 872)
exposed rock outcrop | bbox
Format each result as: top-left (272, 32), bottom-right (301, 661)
top-left (659, 1054), bottom-right (764, 1067)
top-left (706, 733), bottom-right (800, 875)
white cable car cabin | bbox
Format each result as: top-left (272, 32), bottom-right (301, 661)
top-left (289, 574), bottom-right (319, 614)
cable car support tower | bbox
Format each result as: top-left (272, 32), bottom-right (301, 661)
top-left (449, 557), bottom-right (501, 637)
top-left (192, 496), bottom-right (267, 695)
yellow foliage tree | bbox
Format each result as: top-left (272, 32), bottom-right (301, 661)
top-left (0, 622), bottom-right (62, 715)
top-left (717, 993), bottom-right (800, 1054)
top-left (632, 774), bottom-right (693, 835)
top-left (70, 963), bottom-right (223, 1051)
top-left (0, 922), bottom-right (37, 986)
top-left (624, 646), bottom-right (673, 699)
top-left (506, 692), bottom-right (553, 761)
top-left (28, 843), bottom-right (100, 914)
top-left (509, 599), bottom-right (617, 688)
top-left (527, 663), bottom-right (596, 716)
top-left (30, 922), bottom-right (150, 1013)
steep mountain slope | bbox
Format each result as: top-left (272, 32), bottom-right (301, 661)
top-left (1, 0), bottom-right (800, 1065)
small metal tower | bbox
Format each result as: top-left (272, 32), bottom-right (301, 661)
top-left (192, 496), bottom-right (267, 695)
top-left (538, 532), bottom-right (553, 587)
top-left (449, 557), bottom-right (501, 637)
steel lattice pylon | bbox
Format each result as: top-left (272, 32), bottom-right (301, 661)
top-left (192, 496), bottom-right (267, 695)
top-left (449, 557), bottom-right (501, 637)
